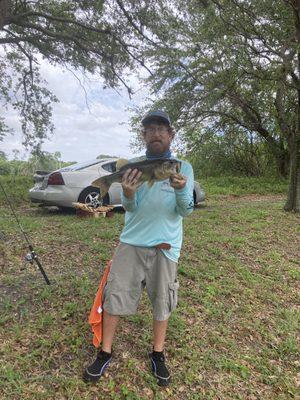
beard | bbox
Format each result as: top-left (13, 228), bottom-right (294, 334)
top-left (147, 141), bottom-right (166, 155)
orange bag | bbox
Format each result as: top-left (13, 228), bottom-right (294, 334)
top-left (88, 260), bottom-right (112, 347)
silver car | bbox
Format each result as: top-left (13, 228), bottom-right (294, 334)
top-left (29, 158), bottom-right (205, 209)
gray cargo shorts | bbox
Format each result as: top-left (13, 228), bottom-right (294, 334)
top-left (102, 242), bottom-right (179, 321)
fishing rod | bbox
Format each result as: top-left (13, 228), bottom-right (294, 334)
top-left (0, 180), bottom-right (51, 285)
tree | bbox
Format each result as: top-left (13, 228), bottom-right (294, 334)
top-left (122, 0), bottom-right (299, 212)
top-left (27, 150), bottom-right (63, 172)
top-left (96, 154), bottom-right (117, 159)
top-left (0, 0), bottom-right (145, 150)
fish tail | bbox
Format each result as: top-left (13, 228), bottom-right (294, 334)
top-left (92, 175), bottom-right (112, 198)
top-left (98, 177), bottom-right (110, 199)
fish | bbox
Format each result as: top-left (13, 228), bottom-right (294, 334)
top-left (92, 158), bottom-right (181, 198)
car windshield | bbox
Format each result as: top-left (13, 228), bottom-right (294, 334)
top-left (59, 160), bottom-right (105, 172)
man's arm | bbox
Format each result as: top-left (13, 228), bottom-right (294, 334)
top-left (170, 162), bottom-right (194, 217)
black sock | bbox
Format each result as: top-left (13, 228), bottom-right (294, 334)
top-left (99, 349), bottom-right (112, 359)
top-left (152, 350), bottom-right (164, 359)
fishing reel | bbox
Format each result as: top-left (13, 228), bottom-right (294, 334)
top-left (22, 249), bottom-right (50, 284)
top-left (21, 251), bottom-right (36, 270)
top-left (24, 251), bottom-right (36, 263)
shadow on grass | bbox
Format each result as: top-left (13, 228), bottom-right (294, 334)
top-left (30, 205), bottom-right (125, 217)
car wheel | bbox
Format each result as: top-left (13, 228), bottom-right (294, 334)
top-left (78, 186), bottom-right (109, 208)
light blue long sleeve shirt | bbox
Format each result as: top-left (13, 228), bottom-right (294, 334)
top-left (119, 158), bottom-right (194, 262)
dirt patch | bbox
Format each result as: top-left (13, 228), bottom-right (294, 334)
top-left (212, 193), bottom-right (285, 202)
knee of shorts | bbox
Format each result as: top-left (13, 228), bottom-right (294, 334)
top-left (153, 309), bottom-right (172, 321)
top-left (103, 289), bottom-right (141, 316)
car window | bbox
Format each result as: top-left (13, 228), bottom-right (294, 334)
top-left (72, 160), bottom-right (104, 171)
top-left (59, 160), bottom-right (103, 172)
top-left (102, 162), bottom-right (117, 173)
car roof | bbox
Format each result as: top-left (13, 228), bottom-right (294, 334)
top-left (59, 158), bottom-right (118, 172)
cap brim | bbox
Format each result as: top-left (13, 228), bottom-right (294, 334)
top-left (142, 116), bottom-right (170, 126)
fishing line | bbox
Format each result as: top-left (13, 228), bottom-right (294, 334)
top-left (0, 179), bottom-right (51, 285)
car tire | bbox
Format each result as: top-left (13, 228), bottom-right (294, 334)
top-left (78, 186), bottom-right (109, 208)
top-left (193, 190), bottom-right (197, 205)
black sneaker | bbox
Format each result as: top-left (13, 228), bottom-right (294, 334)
top-left (83, 349), bottom-right (112, 382)
top-left (149, 351), bottom-right (171, 387)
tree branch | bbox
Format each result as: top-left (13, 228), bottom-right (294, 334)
top-left (115, 0), bottom-right (159, 46)
top-left (8, 20), bottom-right (111, 60)
top-left (8, 11), bottom-right (112, 35)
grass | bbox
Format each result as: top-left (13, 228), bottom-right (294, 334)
top-left (198, 176), bottom-right (288, 197)
top-left (0, 177), bottom-right (299, 399)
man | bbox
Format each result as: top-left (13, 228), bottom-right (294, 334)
top-left (83, 110), bottom-right (194, 386)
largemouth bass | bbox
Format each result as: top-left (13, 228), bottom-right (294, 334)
top-left (92, 158), bottom-right (181, 198)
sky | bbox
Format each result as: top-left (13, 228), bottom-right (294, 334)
top-left (1, 60), bottom-right (149, 163)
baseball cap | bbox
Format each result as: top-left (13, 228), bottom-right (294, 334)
top-left (141, 110), bottom-right (171, 126)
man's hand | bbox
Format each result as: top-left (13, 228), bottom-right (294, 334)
top-left (122, 169), bottom-right (143, 199)
top-left (170, 173), bottom-right (187, 190)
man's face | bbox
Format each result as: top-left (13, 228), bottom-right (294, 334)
top-left (142, 121), bottom-right (174, 155)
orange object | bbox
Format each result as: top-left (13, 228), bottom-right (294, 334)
top-left (88, 260), bottom-right (112, 347)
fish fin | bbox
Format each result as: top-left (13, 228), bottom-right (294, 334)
top-left (147, 178), bottom-right (155, 187)
top-left (116, 158), bottom-right (129, 170)
top-left (91, 176), bottom-right (110, 198)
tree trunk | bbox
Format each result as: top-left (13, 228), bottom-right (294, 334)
top-left (284, 132), bottom-right (300, 212)
top-left (284, 0), bottom-right (300, 212)
top-left (275, 149), bottom-right (289, 179)
top-left (284, 89), bottom-right (300, 212)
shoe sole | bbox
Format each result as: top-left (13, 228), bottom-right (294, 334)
top-left (82, 358), bottom-right (112, 383)
top-left (156, 376), bottom-right (171, 387)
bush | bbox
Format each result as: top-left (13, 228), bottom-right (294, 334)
top-left (0, 176), bottom-right (33, 205)
top-left (185, 129), bottom-right (279, 178)
top-left (0, 160), bottom-right (10, 175)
